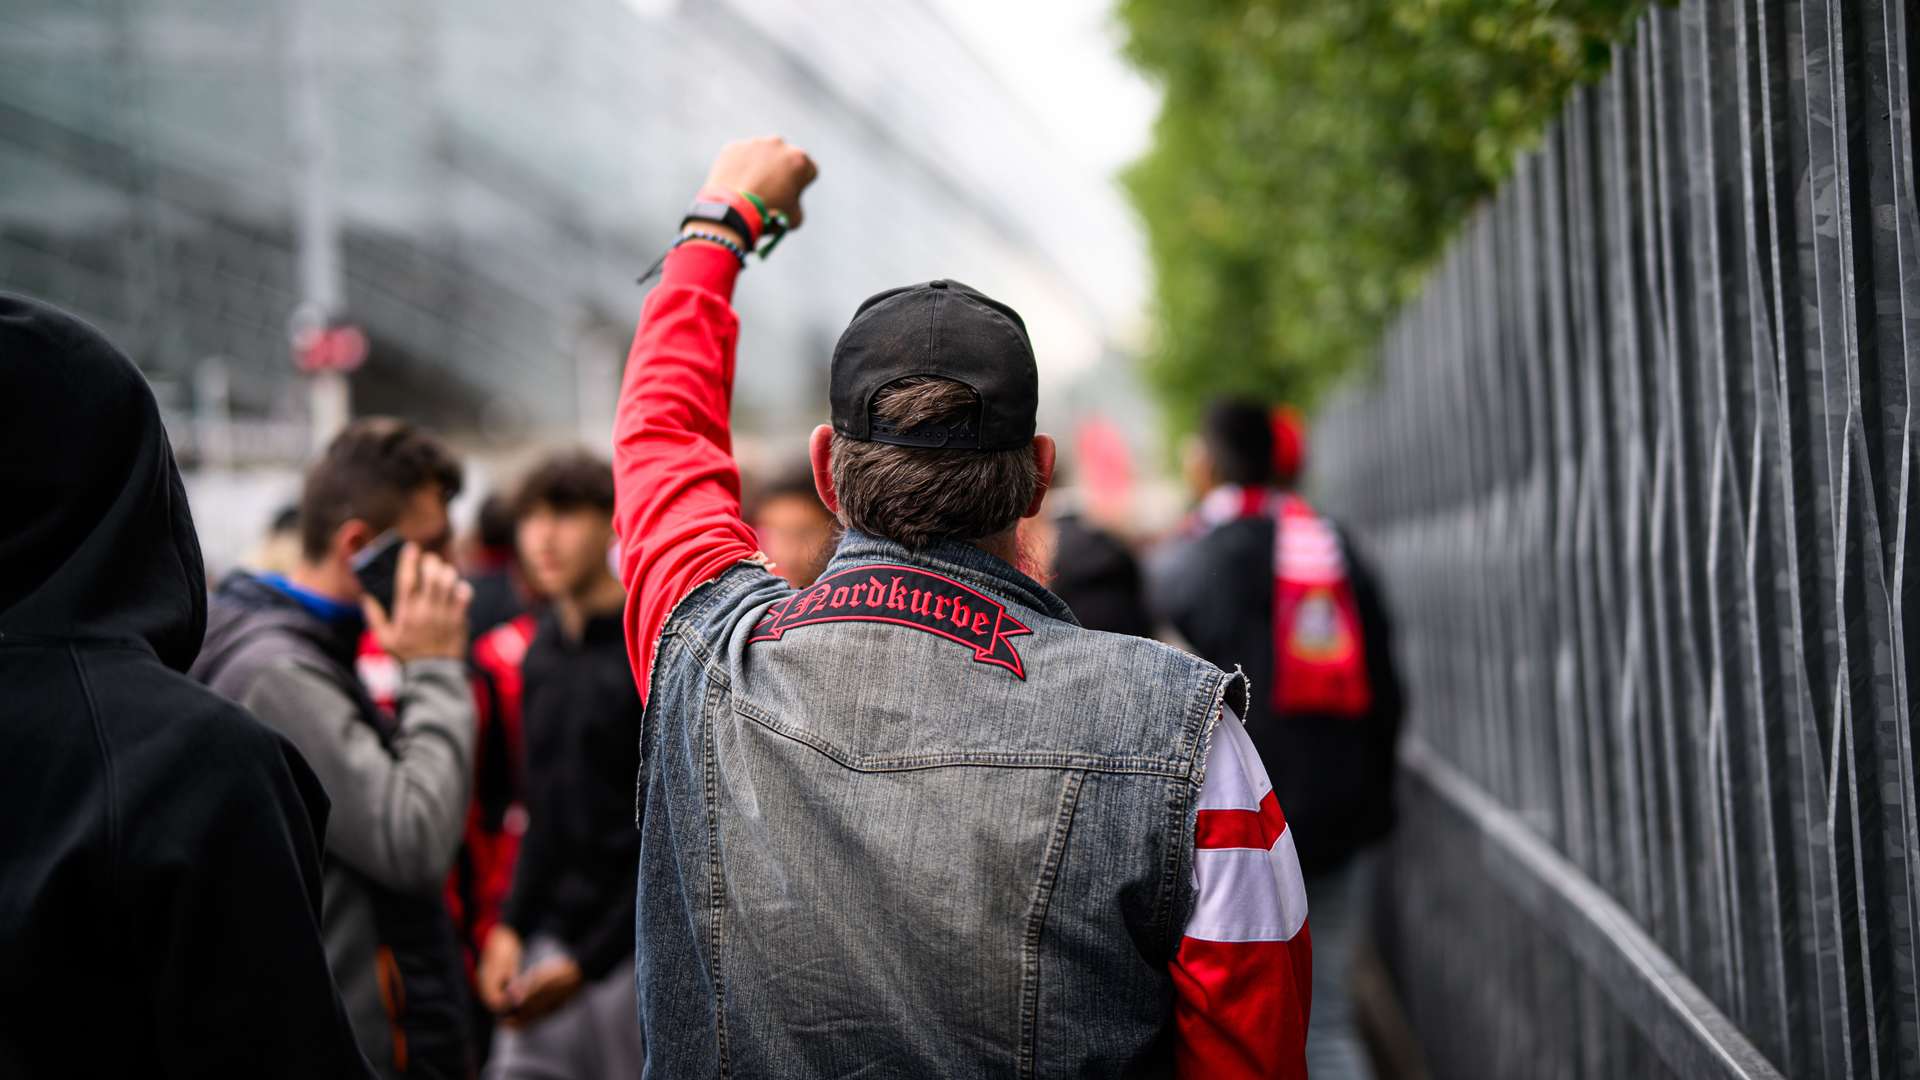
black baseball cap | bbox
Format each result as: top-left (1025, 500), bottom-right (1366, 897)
top-left (829, 279), bottom-right (1037, 451)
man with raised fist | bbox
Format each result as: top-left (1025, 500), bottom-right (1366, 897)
top-left (616, 137), bottom-right (1310, 1078)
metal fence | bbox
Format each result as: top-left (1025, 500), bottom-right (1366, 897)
top-left (1313, 1), bottom-right (1918, 1077)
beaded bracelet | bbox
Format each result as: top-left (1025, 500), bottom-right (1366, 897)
top-left (676, 229), bottom-right (749, 267)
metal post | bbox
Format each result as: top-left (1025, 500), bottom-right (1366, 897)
top-left (193, 356), bottom-right (232, 469)
top-left (286, 0), bottom-right (347, 452)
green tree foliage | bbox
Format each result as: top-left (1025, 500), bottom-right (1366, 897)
top-left (1119, 0), bottom-right (1646, 423)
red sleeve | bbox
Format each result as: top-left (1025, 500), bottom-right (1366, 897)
top-left (1171, 709), bottom-right (1312, 1079)
top-left (613, 242), bottom-right (762, 703)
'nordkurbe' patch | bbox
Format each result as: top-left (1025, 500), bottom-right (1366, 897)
top-left (748, 564), bottom-right (1031, 679)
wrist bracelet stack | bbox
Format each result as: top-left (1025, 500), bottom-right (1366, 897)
top-left (681, 188), bottom-right (789, 259)
top-left (636, 188), bottom-right (787, 285)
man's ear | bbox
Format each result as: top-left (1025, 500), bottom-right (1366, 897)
top-left (333, 519), bottom-right (374, 566)
top-left (808, 424), bottom-right (840, 514)
top-left (1023, 434), bottom-right (1056, 519)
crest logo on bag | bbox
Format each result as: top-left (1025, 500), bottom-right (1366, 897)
top-left (1285, 589), bottom-right (1356, 662)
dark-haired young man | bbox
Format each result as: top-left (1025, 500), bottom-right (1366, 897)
top-left (615, 138), bottom-right (1310, 1078)
top-left (475, 450), bottom-right (644, 1078)
top-left (192, 417), bottom-right (478, 1079)
top-left (1148, 400), bottom-right (1404, 1080)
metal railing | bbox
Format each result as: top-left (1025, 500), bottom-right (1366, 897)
top-left (1313, 1), bottom-right (1918, 1076)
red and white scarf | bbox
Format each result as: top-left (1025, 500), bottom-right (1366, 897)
top-left (1191, 486), bottom-right (1373, 717)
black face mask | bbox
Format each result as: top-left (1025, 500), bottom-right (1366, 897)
top-left (0, 293), bottom-right (208, 672)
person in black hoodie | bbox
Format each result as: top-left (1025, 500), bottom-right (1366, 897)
top-left (0, 293), bottom-right (372, 1077)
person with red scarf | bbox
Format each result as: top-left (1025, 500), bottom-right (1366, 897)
top-left (1148, 398), bottom-right (1405, 1080)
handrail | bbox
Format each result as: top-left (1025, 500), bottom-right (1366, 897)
top-left (1401, 737), bottom-right (1786, 1080)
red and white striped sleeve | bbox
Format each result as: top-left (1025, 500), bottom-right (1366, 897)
top-left (1170, 706), bottom-right (1312, 1079)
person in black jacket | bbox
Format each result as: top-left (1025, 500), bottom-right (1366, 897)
top-left (1043, 511), bottom-right (1156, 638)
top-left (463, 492), bottom-right (531, 640)
top-left (0, 293), bottom-right (372, 1077)
top-left (476, 450), bottom-right (644, 1078)
top-left (1147, 398), bottom-right (1404, 1080)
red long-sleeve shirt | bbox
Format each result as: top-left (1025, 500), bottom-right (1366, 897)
top-left (612, 241), bottom-right (1310, 1077)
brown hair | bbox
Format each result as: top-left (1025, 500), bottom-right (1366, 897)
top-left (512, 449), bottom-right (615, 519)
top-left (829, 377), bottom-right (1039, 550)
top-left (299, 417), bottom-right (463, 559)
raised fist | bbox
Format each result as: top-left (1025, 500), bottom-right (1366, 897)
top-left (701, 136), bottom-right (819, 228)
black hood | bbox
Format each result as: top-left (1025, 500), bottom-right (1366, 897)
top-left (0, 294), bottom-right (207, 672)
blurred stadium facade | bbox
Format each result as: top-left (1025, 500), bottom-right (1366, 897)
top-left (1, 0), bottom-right (1150, 568)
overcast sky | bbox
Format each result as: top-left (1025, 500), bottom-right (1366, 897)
top-left (927, 0), bottom-right (1160, 190)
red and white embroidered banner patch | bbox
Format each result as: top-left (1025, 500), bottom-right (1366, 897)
top-left (748, 564), bottom-right (1032, 678)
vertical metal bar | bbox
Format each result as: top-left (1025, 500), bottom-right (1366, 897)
top-left (1727, 0), bottom-right (1799, 1068)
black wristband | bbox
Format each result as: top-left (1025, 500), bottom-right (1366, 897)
top-left (680, 200), bottom-right (754, 248)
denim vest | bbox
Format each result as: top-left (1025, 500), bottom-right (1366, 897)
top-left (635, 530), bottom-right (1246, 1079)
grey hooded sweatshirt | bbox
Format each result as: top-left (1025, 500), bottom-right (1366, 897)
top-left (193, 562), bottom-right (477, 1075)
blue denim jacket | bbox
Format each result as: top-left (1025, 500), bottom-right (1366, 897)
top-left (635, 530), bottom-right (1245, 1078)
